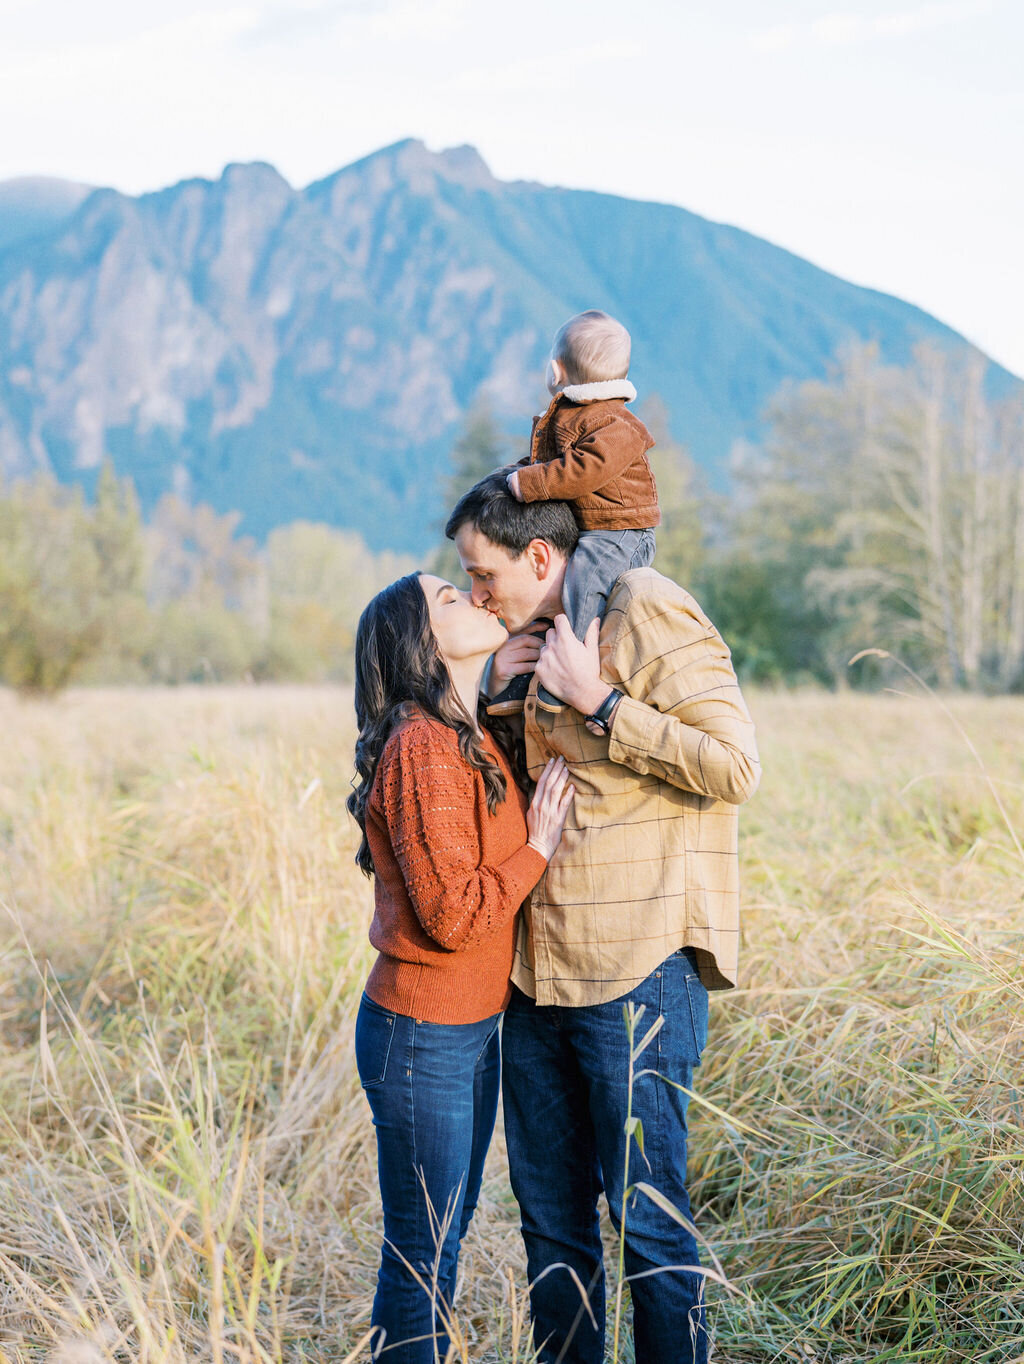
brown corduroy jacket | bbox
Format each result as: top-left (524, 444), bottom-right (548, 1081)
top-left (515, 382), bottom-right (660, 531)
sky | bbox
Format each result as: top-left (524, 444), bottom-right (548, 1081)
top-left (2, 0), bottom-right (1021, 376)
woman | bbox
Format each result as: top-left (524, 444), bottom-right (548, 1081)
top-left (347, 572), bottom-right (573, 1363)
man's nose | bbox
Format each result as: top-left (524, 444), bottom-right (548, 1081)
top-left (470, 581), bottom-right (489, 606)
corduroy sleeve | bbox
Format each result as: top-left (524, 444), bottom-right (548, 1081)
top-left (379, 726), bottom-right (548, 950)
top-left (515, 414), bottom-right (644, 502)
top-left (603, 579), bottom-right (761, 805)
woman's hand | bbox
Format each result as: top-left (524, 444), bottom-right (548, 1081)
top-left (526, 756), bottom-right (575, 861)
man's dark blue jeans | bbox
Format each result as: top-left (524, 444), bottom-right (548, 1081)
top-left (355, 994), bottom-right (501, 1363)
top-left (502, 949), bottom-right (710, 1364)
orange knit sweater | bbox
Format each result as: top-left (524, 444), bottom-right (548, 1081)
top-left (364, 714), bottom-right (548, 1024)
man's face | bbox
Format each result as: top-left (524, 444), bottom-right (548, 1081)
top-left (454, 525), bottom-right (565, 633)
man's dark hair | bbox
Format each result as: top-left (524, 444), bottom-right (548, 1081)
top-left (445, 469), bottom-right (579, 558)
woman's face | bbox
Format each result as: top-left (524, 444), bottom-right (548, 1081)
top-left (419, 573), bottom-right (508, 664)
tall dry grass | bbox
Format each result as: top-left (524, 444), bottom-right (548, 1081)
top-left (0, 685), bottom-right (1021, 1362)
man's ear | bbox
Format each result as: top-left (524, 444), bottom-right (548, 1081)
top-left (525, 538), bottom-right (554, 579)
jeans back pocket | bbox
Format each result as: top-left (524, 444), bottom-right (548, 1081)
top-left (355, 994), bottom-right (396, 1089)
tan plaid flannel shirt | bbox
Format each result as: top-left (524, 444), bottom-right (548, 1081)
top-left (509, 567), bottom-right (760, 1007)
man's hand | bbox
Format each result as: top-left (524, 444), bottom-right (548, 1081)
top-left (489, 630), bottom-right (543, 694)
top-left (506, 469), bottom-right (523, 501)
top-left (535, 617), bottom-right (610, 717)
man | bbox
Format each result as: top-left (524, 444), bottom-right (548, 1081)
top-left (445, 472), bottom-right (760, 1364)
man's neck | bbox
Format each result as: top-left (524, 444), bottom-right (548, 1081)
top-left (539, 577), bottom-right (566, 625)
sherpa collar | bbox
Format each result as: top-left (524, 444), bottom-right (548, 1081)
top-left (561, 379), bottom-right (636, 404)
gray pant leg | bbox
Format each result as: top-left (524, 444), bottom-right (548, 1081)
top-left (562, 529), bottom-right (656, 637)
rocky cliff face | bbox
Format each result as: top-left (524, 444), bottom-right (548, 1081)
top-left (0, 140), bottom-right (1013, 551)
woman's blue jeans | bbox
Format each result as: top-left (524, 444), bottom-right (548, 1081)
top-left (502, 949), bottom-right (710, 1364)
top-left (355, 994), bottom-right (501, 1362)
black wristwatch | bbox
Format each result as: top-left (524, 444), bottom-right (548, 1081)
top-left (585, 689), bottom-right (624, 735)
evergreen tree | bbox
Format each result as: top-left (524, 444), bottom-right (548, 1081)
top-left (432, 399), bottom-right (511, 580)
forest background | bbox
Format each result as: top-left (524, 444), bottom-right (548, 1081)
top-left (3, 339), bottom-right (1023, 696)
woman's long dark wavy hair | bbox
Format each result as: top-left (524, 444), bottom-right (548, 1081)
top-left (346, 572), bottom-right (517, 877)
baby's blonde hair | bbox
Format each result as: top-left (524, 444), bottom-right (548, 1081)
top-left (551, 310), bottom-right (631, 386)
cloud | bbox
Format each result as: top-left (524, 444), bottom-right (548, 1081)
top-left (749, 0), bottom-right (995, 52)
top-left (448, 40), bottom-right (644, 95)
top-left (233, 0), bottom-right (472, 50)
top-left (0, 5), bottom-right (257, 78)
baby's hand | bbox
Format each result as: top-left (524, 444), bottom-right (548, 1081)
top-left (489, 630), bottom-right (542, 693)
top-left (506, 469), bottom-right (523, 501)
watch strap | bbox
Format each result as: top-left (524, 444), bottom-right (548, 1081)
top-left (586, 688), bottom-right (624, 733)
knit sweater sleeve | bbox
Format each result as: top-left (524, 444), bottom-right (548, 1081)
top-left (378, 724), bottom-right (548, 950)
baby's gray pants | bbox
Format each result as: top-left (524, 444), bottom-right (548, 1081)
top-left (562, 528), bottom-right (657, 638)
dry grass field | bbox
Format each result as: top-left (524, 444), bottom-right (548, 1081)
top-left (0, 684), bottom-right (1022, 1363)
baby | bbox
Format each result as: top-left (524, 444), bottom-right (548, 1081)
top-left (507, 307), bottom-right (659, 639)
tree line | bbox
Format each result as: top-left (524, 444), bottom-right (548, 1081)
top-left (699, 343), bottom-right (1024, 690)
top-left (1, 342), bottom-right (1021, 694)
top-left (0, 463), bottom-right (413, 693)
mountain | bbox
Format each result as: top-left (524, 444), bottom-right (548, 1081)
top-left (0, 177), bottom-right (95, 251)
top-left (0, 141), bottom-right (1016, 553)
